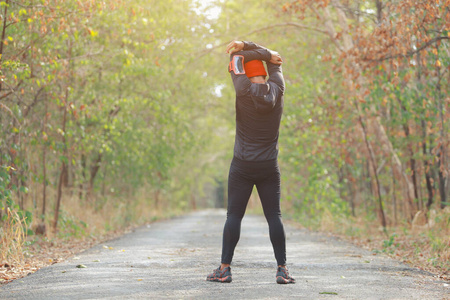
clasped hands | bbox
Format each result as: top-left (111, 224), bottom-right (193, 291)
top-left (225, 40), bottom-right (283, 65)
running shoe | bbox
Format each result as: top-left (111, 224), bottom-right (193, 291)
top-left (206, 266), bottom-right (232, 283)
top-left (276, 266), bottom-right (295, 284)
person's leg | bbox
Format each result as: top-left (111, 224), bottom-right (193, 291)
top-left (255, 161), bottom-right (295, 284)
top-left (255, 162), bottom-right (286, 266)
top-left (221, 158), bottom-right (254, 266)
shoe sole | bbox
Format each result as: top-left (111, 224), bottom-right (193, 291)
top-left (276, 276), bottom-right (295, 284)
top-left (207, 276), bottom-right (232, 283)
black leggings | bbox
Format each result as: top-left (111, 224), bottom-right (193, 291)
top-left (221, 157), bottom-right (286, 266)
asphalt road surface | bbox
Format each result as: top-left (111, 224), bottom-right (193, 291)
top-left (0, 209), bottom-right (448, 299)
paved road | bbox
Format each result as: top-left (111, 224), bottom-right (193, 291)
top-left (0, 209), bottom-right (448, 299)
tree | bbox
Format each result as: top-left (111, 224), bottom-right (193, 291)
top-left (282, 0), bottom-right (449, 226)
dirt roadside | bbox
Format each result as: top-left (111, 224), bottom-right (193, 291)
top-left (0, 209), bottom-right (448, 299)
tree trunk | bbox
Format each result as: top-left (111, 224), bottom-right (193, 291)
top-left (42, 100), bottom-right (48, 222)
top-left (0, 0), bottom-right (9, 92)
top-left (375, 0), bottom-right (383, 25)
top-left (42, 144), bottom-right (47, 220)
top-left (391, 166), bottom-right (397, 225)
top-left (422, 120), bottom-right (435, 210)
top-left (154, 189), bottom-right (160, 210)
top-left (79, 154), bottom-right (86, 201)
top-left (396, 107), bottom-right (419, 206)
top-left (340, 166), bottom-right (355, 216)
top-left (53, 34), bottom-right (73, 232)
top-left (358, 114), bottom-right (387, 228)
top-left (345, 166), bottom-right (356, 217)
top-left (415, 46), bottom-right (435, 210)
top-left (435, 58), bottom-right (447, 208)
top-left (436, 151), bottom-right (446, 208)
top-left (89, 153), bottom-right (102, 195)
top-left (53, 163), bottom-right (65, 232)
top-left (101, 161), bottom-right (108, 196)
top-left (364, 160), bottom-right (371, 214)
top-left (53, 99), bottom-right (68, 233)
top-left (190, 192), bottom-right (197, 210)
top-left (88, 105), bottom-right (120, 196)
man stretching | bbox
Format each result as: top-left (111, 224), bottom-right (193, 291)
top-left (206, 40), bottom-right (295, 284)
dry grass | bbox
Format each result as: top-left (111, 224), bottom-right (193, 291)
top-left (315, 208), bottom-right (450, 281)
top-left (0, 208), bottom-right (26, 265)
top-left (1, 208), bottom-right (27, 284)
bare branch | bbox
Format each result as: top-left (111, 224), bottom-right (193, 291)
top-left (0, 102), bottom-right (21, 126)
top-left (0, 89), bottom-right (15, 100)
top-left (243, 22), bottom-right (328, 36)
top-left (5, 20), bottom-right (19, 29)
top-left (0, 80), bottom-right (23, 101)
top-left (11, 31), bottom-right (51, 61)
top-left (319, 3), bottom-right (344, 52)
top-left (363, 36), bottom-right (450, 62)
top-left (23, 86), bottom-right (45, 118)
top-left (56, 47), bottom-right (104, 62)
top-left (196, 22), bottom-right (328, 59)
top-left (10, 0), bottom-right (58, 10)
top-left (331, 2), bottom-right (379, 24)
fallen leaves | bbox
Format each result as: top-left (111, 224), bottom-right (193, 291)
top-left (0, 262), bottom-right (39, 284)
top-left (0, 229), bottom-right (129, 286)
top-left (320, 292), bottom-right (338, 295)
top-left (76, 264), bottom-right (87, 269)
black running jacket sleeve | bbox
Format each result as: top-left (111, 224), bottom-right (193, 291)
top-left (229, 42), bottom-right (285, 113)
top-left (229, 48), bottom-right (271, 97)
top-left (243, 41), bottom-right (285, 101)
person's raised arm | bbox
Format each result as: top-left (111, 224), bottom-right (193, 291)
top-left (226, 40), bottom-right (283, 65)
top-left (266, 62), bottom-right (285, 94)
top-left (239, 41), bottom-right (284, 92)
top-left (226, 40), bottom-right (283, 98)
top-left (247, 62), bottom-right (284, 113)
top-left (244, 41), bottom-right (283, 65)
top-left (243, 41), bottom-right (266, 51)
top-left (226, 40), bottom-right (267, 53)
top-left (228, 49), bottom-right (271, 97)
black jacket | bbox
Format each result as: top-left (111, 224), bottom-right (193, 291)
top-left (229, 41), bottom-right (285, 161)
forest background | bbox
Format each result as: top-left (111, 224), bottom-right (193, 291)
top-left (0, 0), bottom-right (449, 282)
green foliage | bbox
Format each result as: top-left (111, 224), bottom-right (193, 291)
top-left (0, 163), bottom-right (32, 233)
top-left (0, 165), bottom-right (13, 220)
top-left (382, 233), bottom-right (399, 254)
top-left (57, 211), bottom-right (88, 239)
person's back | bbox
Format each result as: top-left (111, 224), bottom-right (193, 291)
top-left (234, 60), bottom-right (284, 161)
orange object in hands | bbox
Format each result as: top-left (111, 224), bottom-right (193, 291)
top-left (244, 60), bottom-right (267, 78)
